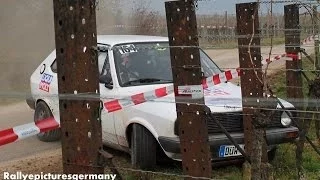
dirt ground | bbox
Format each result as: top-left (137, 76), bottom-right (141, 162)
top-left (0, 0), bottom-right (117, 97)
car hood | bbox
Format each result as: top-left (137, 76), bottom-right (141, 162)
top-left (116, 82), bottom-right (294, 113)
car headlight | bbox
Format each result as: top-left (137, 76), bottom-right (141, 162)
top-left (281, 111), bottom-right (292, 127)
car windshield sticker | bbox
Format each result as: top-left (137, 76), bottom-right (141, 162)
top-left (177, 85), bottom-right (204, 99)
top-left (119, 44), bottom-right (137, 54)
top-left (204, 88), bottom-right (230, 96)
top-left (39, 73), bottom-right (53, 92)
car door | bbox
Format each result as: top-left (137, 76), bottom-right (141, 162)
top-left (98, 50), bottom-right (119, 147)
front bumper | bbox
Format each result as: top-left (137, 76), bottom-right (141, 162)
top-left (158, 127), bottom-right (298, 160)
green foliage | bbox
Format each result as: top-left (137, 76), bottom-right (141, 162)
top-left (269, 54), bottom-right (320, 179)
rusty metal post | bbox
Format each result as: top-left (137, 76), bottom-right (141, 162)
top-left (236, 2), bottom-right (263, 160)
top-left (284, 4), bottom-right (302, 108)
top-left (236, 2), bottom-right (267, 179)
top-left (284, 4), bottom-right (304, 177)
top-left (53, 0), bottom-right (104, 173)
top-left (165, 0), bottom-right (212, 179)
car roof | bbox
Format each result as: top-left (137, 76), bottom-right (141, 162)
top-left (97, 35), bottom-right (169, 46)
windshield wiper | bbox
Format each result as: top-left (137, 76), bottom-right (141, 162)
top-left (122, 78), bottom-right (172, 86)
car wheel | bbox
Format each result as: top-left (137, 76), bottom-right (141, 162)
top-left (131, 124), bottom-right (157, 170)
top-left (268, 147), bottom-right (277, 162)
top-left (34, 101), bottom-right (61, 142)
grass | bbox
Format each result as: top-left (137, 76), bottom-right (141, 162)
top-left (268, 54), bottom-right (320, 179)
top-left (268, 54), bottom-right (316, 98)
top-left (261, 37), bottom-right (285, 46)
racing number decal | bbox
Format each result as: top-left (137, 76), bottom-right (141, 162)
top-left (119, 44), bottom-right (138, 54)
top-left (39, 73), bottom-right (53, 92)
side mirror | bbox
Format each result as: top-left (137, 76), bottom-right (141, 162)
top-left (99, 75), bottom-right (113, 89)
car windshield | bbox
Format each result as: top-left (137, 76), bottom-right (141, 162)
top-left (113, 42), bottom-right (222, 87)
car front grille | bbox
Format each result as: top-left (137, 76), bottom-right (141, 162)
top-left (207, 111), bottom-right (282, 134)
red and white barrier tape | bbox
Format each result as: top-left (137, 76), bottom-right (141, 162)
top-left (261, 35), bottom-right (314, 65)
top-left (262, 53), bottom-right (300, 65)
top-left (0, 117), bottom-right (59, 146)
top-left (104, 86), bottom-right (174, 113)
top-left (301, 35), bottom-right (314, 45)
top-left (202, 69), bottom-right (240, 89)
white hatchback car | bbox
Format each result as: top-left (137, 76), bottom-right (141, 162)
top-left (27, 35), bottom-right (298, 169)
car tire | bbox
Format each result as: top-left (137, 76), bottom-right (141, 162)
top-left (131, 124), bottom-right (157, 170)
top-left (268, 147), bottom-right (277, 162)
top-left (34, 101), bottom-right (61, 142)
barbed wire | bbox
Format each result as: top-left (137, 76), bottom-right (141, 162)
top-left (99, 24), bottom-right (319, 31)
top-left (1, 92), bottom-right (320, 117)
top-left (258, 0), bottom-right (320, 4)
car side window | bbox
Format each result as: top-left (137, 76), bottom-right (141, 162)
top-left (51, 59), bottom-right (57, 73)
top-left (99, 52), bottom-right (110, 76)
top-left (50, 52), bottom-right (109, 75)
